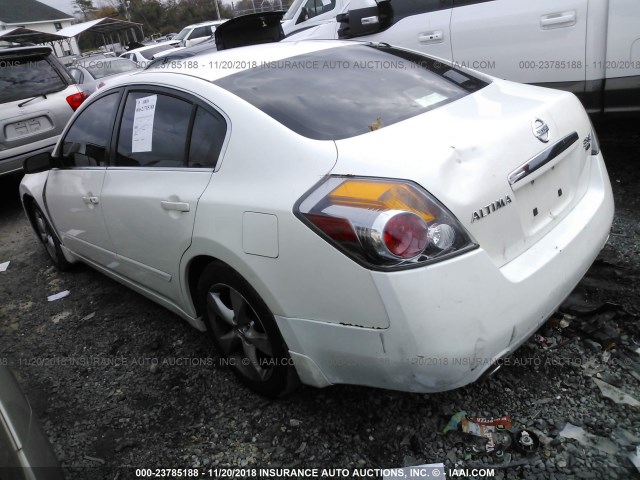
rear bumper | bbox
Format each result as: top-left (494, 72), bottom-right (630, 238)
top-left (0, 141), bottom-right (57, 176)
top-left (277, 153), bottom-right (614, 392)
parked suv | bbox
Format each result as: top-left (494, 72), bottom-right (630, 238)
top-left (0, 46), bottom-right (87, 177)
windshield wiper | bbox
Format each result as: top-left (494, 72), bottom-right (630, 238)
top-left (18, 93), bottom-right (48, 108)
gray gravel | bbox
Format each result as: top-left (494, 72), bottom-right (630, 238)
top-left (0, 120), bottom-right (639, 480)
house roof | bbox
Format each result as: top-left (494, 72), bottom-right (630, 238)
top-left (0, 26), bottom-right (69, 44)
top-left (0, 0), bottom-right (73, 24)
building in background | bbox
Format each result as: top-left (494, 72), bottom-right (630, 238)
top-left (0, 0), bottom-right (79, 56)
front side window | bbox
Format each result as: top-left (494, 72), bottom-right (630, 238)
top-left (190, 26), bottom-right (208, 39)
top-left (60, 92), bottom-right (120, 167)
top-left (116, 92), bottom-right (192, 168)
top-left (305, 0), bottom-right (336, 18)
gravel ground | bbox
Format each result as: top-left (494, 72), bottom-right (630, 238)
top-left (1, 120), bottom-right (639, 480)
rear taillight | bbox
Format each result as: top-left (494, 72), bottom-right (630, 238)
top-left (296, 177), bottom-right (477, 270)
top-left (66, 91), bottom-right (88, 111)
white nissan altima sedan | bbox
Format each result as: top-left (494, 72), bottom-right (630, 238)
top-left (20, 40), bottom-right (614, 397)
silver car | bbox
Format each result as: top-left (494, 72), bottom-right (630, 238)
top-left (0, 46), bottom-right (88, 177)
top-left (0, 366), bottom-right (64, 479)
top-left (68, 58), bottom-right (140, 93)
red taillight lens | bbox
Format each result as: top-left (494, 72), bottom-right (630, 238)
top-left (382, 211), bottom-right (429, 259)
top-left (296, 177), bottom-right (476, 270)
top-left (66, 91), bottom-right (88, 111)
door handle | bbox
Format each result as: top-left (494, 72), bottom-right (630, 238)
top-left (82, 196), bottom-right (99, 205)
top-left (161, 200), bottom-right (190, 212)
top-left (541, 11), bottom-right (576, 28)
top-left (418, 30), bottom-right (444, 44)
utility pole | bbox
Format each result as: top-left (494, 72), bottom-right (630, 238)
top-left (213, 0), bottom-right (221, 20)
top-left (121, 0), bottom-right (131, 21)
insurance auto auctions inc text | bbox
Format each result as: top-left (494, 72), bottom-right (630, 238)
top-left (200, 466), bottom-right (495, 478)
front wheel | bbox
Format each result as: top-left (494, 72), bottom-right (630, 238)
top-left (198, 263), bottom-right (299, 397)
top-left (30, 204), bottom-right (71, 271)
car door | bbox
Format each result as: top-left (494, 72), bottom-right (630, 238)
top-left (45, 90), bottom-right (122, 267)
top-left (100, 88), bottom-right (228, 304)
top-left (450, 0), bottom-right (588, 87)
top-left (367, 0), bottom-right (453, 60)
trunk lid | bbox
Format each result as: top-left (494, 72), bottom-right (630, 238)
top-left (332, 80), bottom-right (594, 267)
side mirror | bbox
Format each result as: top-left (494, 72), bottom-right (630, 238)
top-left (338, 0), bottom-right (391, 38)
top-left (23, 152), bottom-right (53, 174)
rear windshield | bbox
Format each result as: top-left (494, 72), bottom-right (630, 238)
top-left (0, 54), bottom-right (67, 104)
top-left (82, 58), bottom-right (138, 78)
top-left (215, 44), bottom-right (489, 140)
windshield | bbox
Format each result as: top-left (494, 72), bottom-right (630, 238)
top-left (0, 54), bottom-right (66, 104)
top-left (82, 58), bottom-right (138, 79)
top-left (174, 27), bottom-right (191, 41)
top-left (215, 45), bottom-right (489, 141)
top-left (282, 0), bottom-right (306, 20)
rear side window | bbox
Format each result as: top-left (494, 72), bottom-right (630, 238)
top-left (61, 92), bottom-right (120, 167)
top-left (0, 55), bottom-right (67, 104)
top-left (189, 107), bottom-right (226, 168)
top-left (215, 44), bottom-right (488, 140)
top-left (116, 92), bottom-right (192, 167)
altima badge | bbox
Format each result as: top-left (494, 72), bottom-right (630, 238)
top-left (532, 119), bottom-right (550, 143)
top-left (471, 195), bottom-right (513, 223)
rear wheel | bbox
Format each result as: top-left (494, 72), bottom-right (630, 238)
top-left (198, 263), bottom-right (299, 397)
top-left (31, 204), bottom-right (71, 271)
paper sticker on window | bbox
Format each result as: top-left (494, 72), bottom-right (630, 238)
top-left (321, 0), bottom-right (332, 6)
top-left (132, 94), bottom-right (157, 153)
top-left (413, 92), bottom-right (447, 108)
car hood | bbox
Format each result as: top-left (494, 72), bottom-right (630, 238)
top-left (332, 79), bottom-right (595, 267)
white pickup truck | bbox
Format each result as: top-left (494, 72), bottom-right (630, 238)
top-left (282, 0), bottom-right (640, 114)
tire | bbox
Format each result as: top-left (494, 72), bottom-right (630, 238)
top-left (30, 204), bottom-right (71, 271)
top-left (198, 263), bottom-right (299, 397)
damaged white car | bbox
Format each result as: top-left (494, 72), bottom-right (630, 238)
top-left (20, 41), bottom-right (614, 397)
